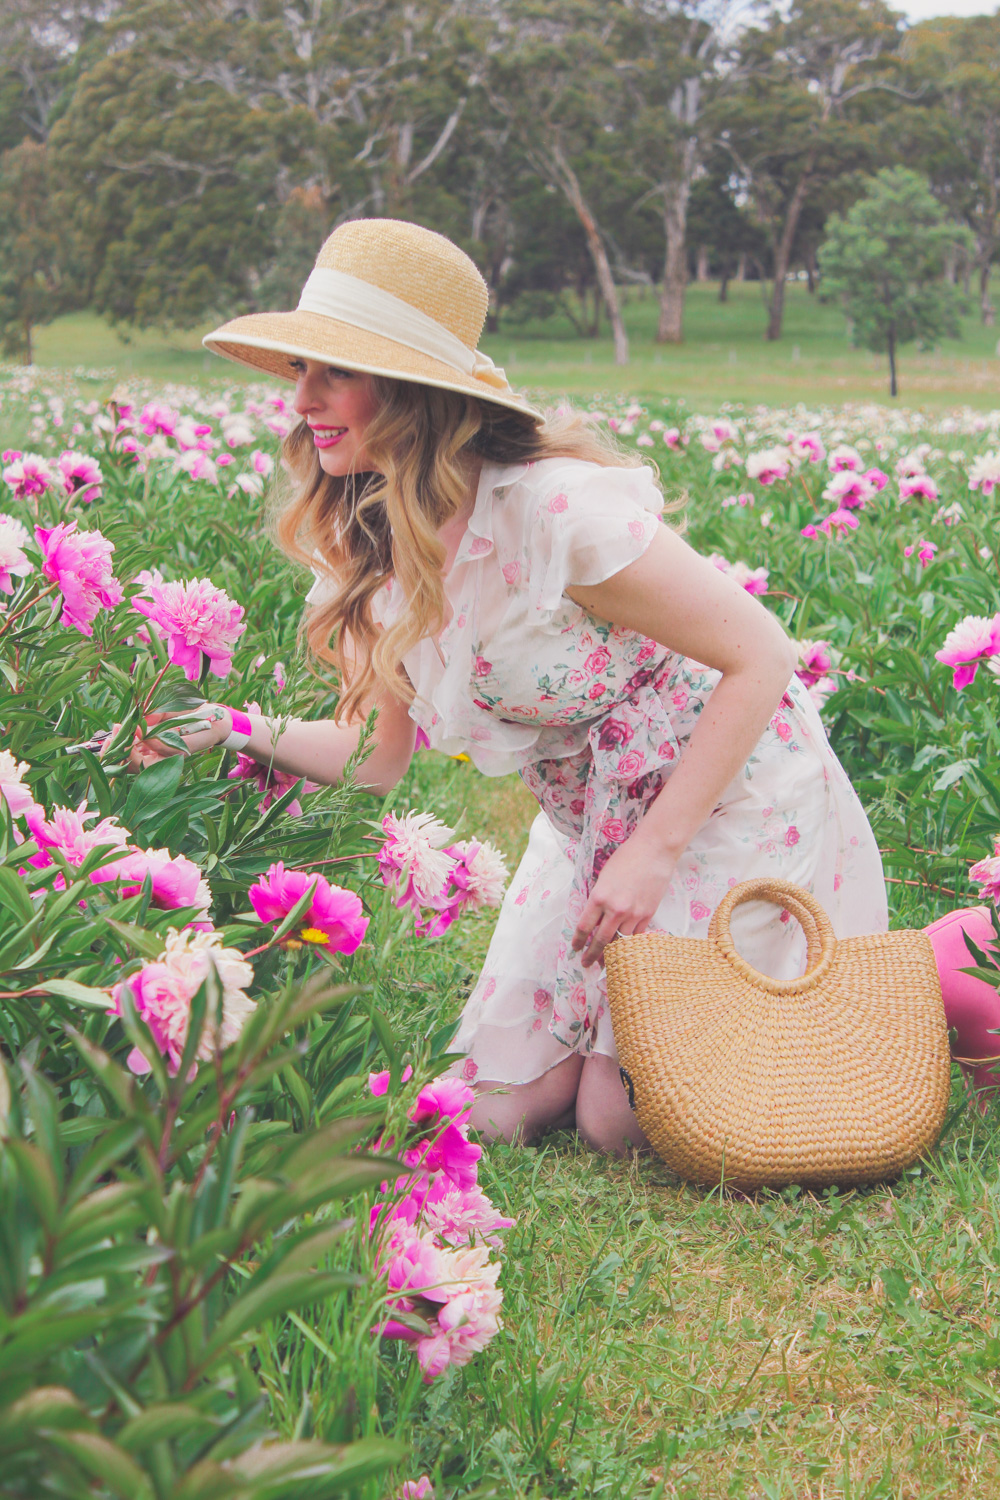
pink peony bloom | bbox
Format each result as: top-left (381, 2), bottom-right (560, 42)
top-left (138, 402), bottom-right (179, 437)
top-left (0, 514), bottom-right (33, 594)
top-left (900, 473), bottom-right (939, 504)
top-left (57, 450), bottom-right (103, 500)
top-left (745, 446), bottom-right (792, 485)
top-left (968, 452), bottom-right (1000, 497)
top-left (795, 639), bottom-right (834, 689)
top-left (398, 1480), bottom-right (434, 1500)
top-left (131, 576), bottom-right (245, 681)
top-left (2, 453), bottom-right (53, 500)
top-left (789, 432), bottom-right (825, 465)
top-left (116, 846), bottom-right (212, 927)
top-left (827, 444), bottom-right (862, 473)
top-left (662, 427), bottom-right (686, 449)
top-left (174, 450), bottom-right (218, 485)
top-left (25, 803), bottom-right (129, 884)
top-left (699, 418), bottom-right (738, 454)
top-left (368, 1065), bottom-right (414, 1096)
top-left (249, 861), bottom-right (369, 952)
top-left (862, 466), bottom-right (889, 491)
top-left (935, 614), bottom-right (1000, 690)
top-left (970, 837), bottom-right (1000, 905)
top-left (378, 810), bottom-right (457, 916)
top-left (0, 749), bottom-right (38, 819)
top-left (440, 839), bottom-right (509, 921)
top-left (35, 520), bottom-right (123, 636)
top-left (111, 926), bottom-right (255, 1075)
top-left (822, 470), bottom-right (875, 511)
top-left (227, 738), bottom-right (317, 816)
top-left (904, 539), bottom-right (937, 568)
top-left (810, 507), bottom-right (860, 538)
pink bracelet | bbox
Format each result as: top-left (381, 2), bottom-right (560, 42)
top-left (221, 707), bottom-right (253, 752)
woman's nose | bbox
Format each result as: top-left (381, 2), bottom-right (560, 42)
top-left (293, 372), bottom-right (320, 415)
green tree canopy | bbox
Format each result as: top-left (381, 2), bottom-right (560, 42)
top-left (817, 165), bottom-right (972, 396)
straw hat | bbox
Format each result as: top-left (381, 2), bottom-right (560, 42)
top-left (203, 218), bottom-right (542, 422)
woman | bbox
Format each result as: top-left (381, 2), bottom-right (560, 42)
top-left (145, 217), bottom-right (889, 1153)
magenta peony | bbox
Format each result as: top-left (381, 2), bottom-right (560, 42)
top-left (378, 810), bottom-right (457, 916)
top-left (57, 450), bottom-right (103, 500)
top-left (35, 520), bottom-right (123, 635)
top-left (904, 539), bottom-right (937, 568)
top-left (935, 613), bottom-right (1000, 690)
top-left (25, 803), bottom-right (129, 883)
top-left (131, 575), bottom-right (246, 681)
top-left (249, 862), bottom-right (369, 951)
top-left (0, 749), bottom-right (38, 819)
top-left (2, 453), bottom-right (54, 500)
top-left (970, 837), bottom-right (1000, 906)
top-left (116, 846), bottom-right (212, 927)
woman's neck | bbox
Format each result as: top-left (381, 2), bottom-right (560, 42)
top-left (437, 455), bottom-right (483, 575)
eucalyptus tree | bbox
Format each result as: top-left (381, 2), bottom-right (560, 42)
top-left (484, 0), bottom-right (632, 363)
top-left (726, 0), bottom-right (907, 341)
top-left (612, 0), bottom-right (748, 344)
top-left (902, 15), bottom-right (1000, 327)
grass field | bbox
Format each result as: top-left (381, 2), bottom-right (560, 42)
top-left (26, 279), bottom-right (1000, 413)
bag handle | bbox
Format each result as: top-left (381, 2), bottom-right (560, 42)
top-left (707, 878), bottom-right (836, 995)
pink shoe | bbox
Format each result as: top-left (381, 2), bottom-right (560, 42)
top-left (924, 905), bottom-right (1000, 1102)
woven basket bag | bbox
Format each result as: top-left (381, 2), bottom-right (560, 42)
top-left (604, 878), bottom-right (951, 1190)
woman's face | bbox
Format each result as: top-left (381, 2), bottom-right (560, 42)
top-left (290, 359), bottom-right (380, 476)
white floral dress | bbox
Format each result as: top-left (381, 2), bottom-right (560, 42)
top-left (355, 457), bottom-right (888, 1086)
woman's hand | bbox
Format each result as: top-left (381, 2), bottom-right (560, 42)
top-left (571, 831), bottom-right (677, 968)
top-left (106, 707), bottom-right (232, 772)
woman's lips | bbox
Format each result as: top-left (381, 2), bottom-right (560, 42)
top-left (311, 426), bottom-right (347, 449)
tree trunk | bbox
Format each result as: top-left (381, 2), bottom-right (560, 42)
top-left (765, 163), bottom-right (814, 342)
top-left (657, 183), bottom-right (689, 344)
top-left (805, 246), bottom-right (817, 294)
top-left (736, 252), bottom-right (746, 282)
top-left (696, 244), bottom-right (709, 281)
top-left (943, 243), bottom-right (958, 285)
top-left (888, 325), bottom-right (898, 398)
top-left (23, 317), bottom-right (32, 366)
top-left (981, 260), bottom-right (995, 328)
top-left (719, 271), bottom-right (730, 303)
top-left (542, 145), bottom-right (628, 364)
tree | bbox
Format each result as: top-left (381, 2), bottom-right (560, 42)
top-left (901, 15), bottom-right (1000, 326)
top-left (0, 139), bottom-right (81, 362)
top-left (727, 0), bottom-right (906, 342)
top-left (817, 166), bottom-right (971, 396)
top-left (486, 0), bottom-right (632, 364)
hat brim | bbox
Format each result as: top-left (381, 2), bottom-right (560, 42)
top-left (203, 308), bottom-right (543, 423)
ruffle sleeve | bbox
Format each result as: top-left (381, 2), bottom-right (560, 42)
top-left (525, 461), bottom-right (663, 620)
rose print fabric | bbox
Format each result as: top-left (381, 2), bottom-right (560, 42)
top-left (314, 457), bottom-right (888, 1084)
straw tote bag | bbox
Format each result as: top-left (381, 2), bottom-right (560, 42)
top-left (604, 878), bottom-right (951, 1190)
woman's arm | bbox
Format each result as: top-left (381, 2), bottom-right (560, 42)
top-left (565, 525), bottom-right (798, 965)
top-left (130, 629), bottom-right (416, 797)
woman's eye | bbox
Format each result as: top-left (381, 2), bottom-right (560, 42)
top-left (326, 366), bottom-right (353, 380)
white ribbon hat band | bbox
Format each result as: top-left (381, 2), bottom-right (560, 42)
top-left (297, 267), bottom-right (507, 390)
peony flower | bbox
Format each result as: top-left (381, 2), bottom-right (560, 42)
top-left (138, 402), bottom-right (179, 438)
top-left (745, 446), bottom-right (792, 485)
top-left (111, 926), bottom-right (255, 1075)
top-left (398, 1480), bottom-right (434, 1500)
top-left (441, 839), bottom-right (509, 919)
top-left (2, 452), bottom-right (53, 500)
top-left (249, 861), bottom-right (369, 952)
top-left (904, 539), bottom-right (937, 568)
top-left (378, 810), bottom-right (457, 915)
top-left (822, 470), bottom-right (875, 511)
top-left (227, 750), bottom-right (316, 817)
top-left (116, 846), bottom-right (212, 927)
top-left (828, 444), bottom-right (862, 473)
top-left (662, 427), bottom-right (686, 449)
top-left (35, 520), bottom-right (123, 636)
top-left (789, 432), bottom-right (825, 465)
top-left (935, 613), bottom-right (1000, 690)
top-left (131, 576), bottom-right (246, 681)
top-left (968, 452), bottom-right (1000, 497)
top-left (174, 450), bottom-right (218, 485)
top-left (862, 466), bottom-right (889, 491)
top-left (57, 450), bottom-right (103, 500)
top-left (0, 749), bottom-right (38, 819)
top-left (24, 803), bottom-right (130, 885)
top-left (699, 418), bottom-right (738, 454)
top-left (899, 473), bottom-right (939, 504)
top-left (0, 514), bottom-right (33, 594)
top-left (970, 836), bottom-right (1000, 906)
top-left (795, 639), bottom-right (835, 689)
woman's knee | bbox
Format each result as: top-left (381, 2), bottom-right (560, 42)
top-left (575, 1055), bottom-right (649, 1156)
top-left (470, 1054), bottom-right (583, 1144)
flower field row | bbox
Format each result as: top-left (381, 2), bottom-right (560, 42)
top-left (1, 362), bottom-right (1000, 1495)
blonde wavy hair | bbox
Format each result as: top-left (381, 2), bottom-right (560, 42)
top-left (272, 376), bottom-right (669, 723)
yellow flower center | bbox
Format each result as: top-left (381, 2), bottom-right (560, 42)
top-left (299, 926), bottom-right (331, 946)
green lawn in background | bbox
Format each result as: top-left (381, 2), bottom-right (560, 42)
top-left (28, 279), bottom-right (1000, 412)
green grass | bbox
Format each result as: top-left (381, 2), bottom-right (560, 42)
top-left (24, 281), bottom-right (1000, 413)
